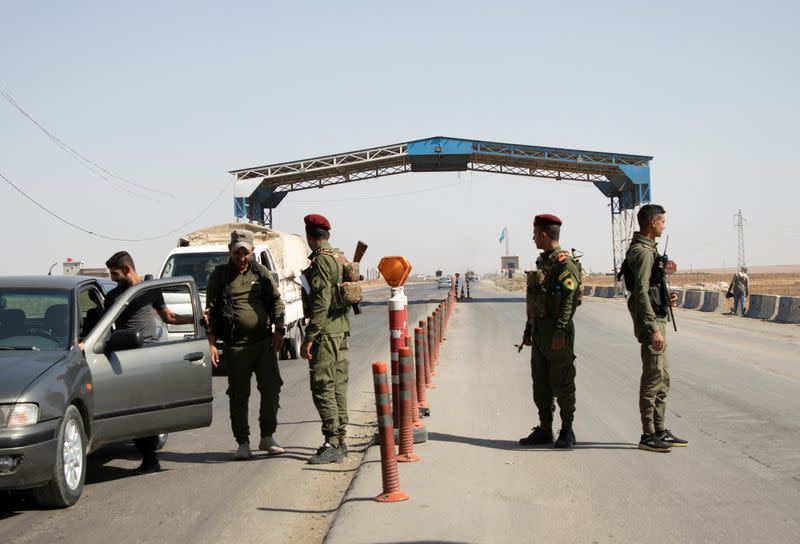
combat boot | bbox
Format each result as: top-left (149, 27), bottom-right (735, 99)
top-left (554, 428), bottom-right (576, 449)
top-left (308, 443), bottom-right (343, 464)
top-left (339, 440), bottom-right (348, 457)
top-left (638, 433), bottom-right (671, 453)
top-left (519, 426), bottom-right (553, 446)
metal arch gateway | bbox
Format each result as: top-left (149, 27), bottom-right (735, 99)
top-left (229, 136), bottom-right (653, 292)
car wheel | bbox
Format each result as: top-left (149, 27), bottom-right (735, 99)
top-left (155, 433), bottom-right (169, 451)
top-left (31, 405), bottom-right (86, 508)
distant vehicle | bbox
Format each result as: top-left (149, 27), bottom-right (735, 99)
top-left (437, 276), bottom-right (452, 289)
top-left (0, 275), bottom-right (212, 507)
top-left (158, 223), bottom-right (308, 363)
top-left (467, 272), bottom-right (479, 282)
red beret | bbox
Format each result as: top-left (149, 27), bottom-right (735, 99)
top-left (533, 214), bottom-right (562, 227)
top-left (304, 214), bottom-right (331, 230)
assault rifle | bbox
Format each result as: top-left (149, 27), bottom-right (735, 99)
top-left (660, 236), bottom-right (677, 332)
top-left (352, 241), bottom-right (368, 315)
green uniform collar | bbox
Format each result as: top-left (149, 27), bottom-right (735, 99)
top-left (631, 232), bottom-right (657, 250)
top-left (310, 241), bottom-right (333, 258)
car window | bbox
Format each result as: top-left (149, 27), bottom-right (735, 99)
top-left (161, 252), bottom-right (228, 291)
top-left (0, 289), bottom-right (71, 350)
top-left (78, 287), bottom-right (104, 339)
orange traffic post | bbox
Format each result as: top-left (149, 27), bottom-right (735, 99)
top-left (414, 327), bottom-right (431, 414)
top-left (397, 346), bottom-right (420, 462)
top-left (434, 308), bottom-right (441, 367)
top-left (372, 362), bottom-right (409, 503)
top-left (380, 256), bottom-right (413, 430)
top-left (426, 315), bottom-right (437, 377)
top-left (419, 319), bottom-right (434, 389)
top-left (406, 333), bottom-right (425, 431)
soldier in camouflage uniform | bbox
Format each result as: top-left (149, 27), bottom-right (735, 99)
top-left (519, 214), bottom-right (581, 449)
top-left (300, 214), bottom-right (352, 465)
top-left (623, 204), bottom-right (687, 452)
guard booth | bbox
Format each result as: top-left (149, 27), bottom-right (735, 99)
top-left (500, 256), bottom-right (520, 278)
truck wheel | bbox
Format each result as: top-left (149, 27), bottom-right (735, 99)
top-left (31, 405), bottom-right (86, 508)
top-left (283, 323), bottom-right (302, 360)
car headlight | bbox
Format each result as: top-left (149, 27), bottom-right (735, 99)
top-left (7, 404), bottom-right (39, 427)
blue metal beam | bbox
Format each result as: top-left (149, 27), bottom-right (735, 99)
top-left (230, 136), bottom-right (653, 217)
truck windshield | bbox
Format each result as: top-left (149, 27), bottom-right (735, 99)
top-left (161, 253), bottom-right (229, 291)
top-left (0, 290), bottom-right (72, 351)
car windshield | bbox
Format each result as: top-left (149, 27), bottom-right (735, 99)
top-left (0, 289), bottom-right (72, 351)
top-left (161, 252), bottom-right (229, 291)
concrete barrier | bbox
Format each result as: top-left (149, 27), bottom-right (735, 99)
top-left (699, 291), bottom-right (722, 312)
top-left (682, 290), bottom-right (703, 310)
top-left (746, 294), bottom-right (780, 320)
top-left (583, 285), bottom-right (594, 297)
top-left (596, 286), bottom-right (615, 298)
top-left (773, 296), bottom-right (800, 324)
top-left (591, 286), bottom-right (606, 297)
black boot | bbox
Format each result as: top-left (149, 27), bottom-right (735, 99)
top-left (308, 443), bottom-right (344, 464)
top-left (638, 433), bottom-right (671, 453)
top-left (554, 428), bottom-right (576, 449)
top-left (519, 426), bottom-right (553, 446)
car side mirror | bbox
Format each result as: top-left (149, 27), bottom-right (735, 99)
top-left (106, 329), bottom-right (144, 352)
top-left (144, 274), bottom-right (154, 281)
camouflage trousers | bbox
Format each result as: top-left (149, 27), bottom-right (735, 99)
top-left (308, 332), bottom-right (350, 447)
top-left (639, 319), bottom-right (670, 435)
top-left (530, 319), bottom-right (576, 429)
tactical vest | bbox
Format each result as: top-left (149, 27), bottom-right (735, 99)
top-left (619, 241), bottom-right (669, 318)
top-left (526, 249), bottom-right (580, 320)
top-left (301, 247), bottom-right (362, 316)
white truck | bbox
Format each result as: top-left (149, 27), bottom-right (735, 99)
top-left (157, 223), bottom-right (309, 362)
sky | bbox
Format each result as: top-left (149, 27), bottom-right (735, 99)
top-left (1, 1), bottom-right (799, 277)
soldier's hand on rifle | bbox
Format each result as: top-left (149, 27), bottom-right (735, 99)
top-left (551, 330), bottom-right (566, 352)
top-left (300, 339), bottom-right (314, 360)
top-left (522, 327), bottom-right (532, 346)
top-left (650, 330), bottom-right (665, 351)
top-left (670, 292), bottom-right (679, 307)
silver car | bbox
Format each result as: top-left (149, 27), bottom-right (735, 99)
top-left (0, 276), bottom-right (212, 507)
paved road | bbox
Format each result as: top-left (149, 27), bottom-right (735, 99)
top-left (0, 283), bottom-right (447, 544)
top-left (327, 282), bottom-right (800, 544)
top-left (3, 281), bottom-right (799, 543)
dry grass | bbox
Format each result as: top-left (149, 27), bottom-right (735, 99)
top-left (584, 272), bottom-right (800, 297)
top-left (492, 272), bottom-right (800, 297)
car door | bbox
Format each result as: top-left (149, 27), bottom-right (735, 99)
top-left (82, 277), bottom-right (212, 449)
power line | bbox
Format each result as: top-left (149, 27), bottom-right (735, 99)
top-left (1, 171), bottom-right (232, 242)
top-left (0, 87), bottom-right (174, 200)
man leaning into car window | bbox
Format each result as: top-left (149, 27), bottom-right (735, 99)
top-left (101, 251), bottom-right (193, 473)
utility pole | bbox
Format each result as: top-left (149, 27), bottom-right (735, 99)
top-left (734, 209), bottom-right (747, 269)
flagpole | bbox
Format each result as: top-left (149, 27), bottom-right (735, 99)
top-left (505, 227), bottom-right (510, 256)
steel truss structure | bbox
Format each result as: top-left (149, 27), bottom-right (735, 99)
top-left (230, 137), bottom-right (652, 283)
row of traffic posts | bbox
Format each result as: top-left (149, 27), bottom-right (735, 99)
top-left (372, 257), bottom-right (457, 502)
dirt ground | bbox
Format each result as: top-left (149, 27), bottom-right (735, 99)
top-left (584, 272), bottom-right (800, 297)
top-left (492, 272), bottom-right (800, 297)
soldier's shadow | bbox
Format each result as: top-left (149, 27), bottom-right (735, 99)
top-left (428, 432), bottom-right (637, 451)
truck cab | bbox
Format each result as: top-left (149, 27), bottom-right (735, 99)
top-left (158, 224), bottom-right (308, 362)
